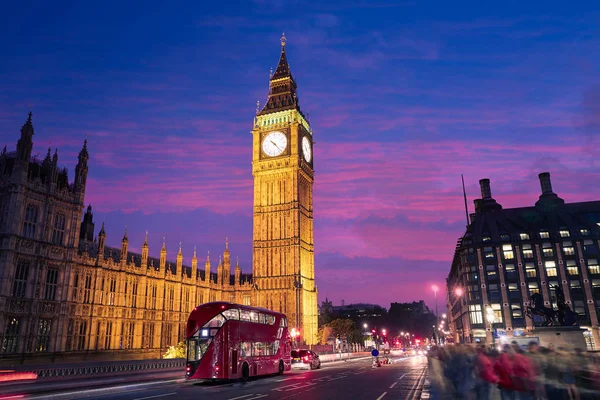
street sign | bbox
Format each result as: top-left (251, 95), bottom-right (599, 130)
top-left (371, 349), bottom-right (379, 357)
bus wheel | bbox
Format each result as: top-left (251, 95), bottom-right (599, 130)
top-left (278, 360), bottom-right (284, 375)
top-left (241, 363), bottom-right (250, 382)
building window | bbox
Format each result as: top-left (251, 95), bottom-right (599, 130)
top-left (168, 287), bottom-right (175, 311)
top-left (545, 261), bottom-right (557, 277)
top-left (522, 244), bottom-right (533, 259)
top-left (587, 259), bottom-right (600, 275)
top-left (126, 322), bottom-right (135, 349)
top-left (243, 295), bottom-right (251, 306)
top-left (44, 268), bottom-right (59, 300)
top-left (104, 322), bottom-right (112, 350)
top-left (502, 244), bottom-right (514, 260)
top-left (519, 233), bottom-right (530, 240)
top-left (525, 262), bottom-right (537, 278)
top-left (108, 279), bottom-right (116, 306)
top-left (35, 319), bottom-right (52, 352)
top-left (52, 214), bottom-right (66, 245)
top-left (539, 231), bottom-right (550, 239)
top-left (528, 282), bottom-right (539, 295)
top-left (511, 304), bottom-right (523, 318)
top-left (562, 242), bottom-right (575, 256)
top-left (542, 243), bottom-right (553, 257)
top-left (150, 286), bottom-right (157, 310)
top-left (132, 282), bottom-right (138, 308)
top-left (469, 304), bottom-right (483, 324)
top-left (83, 275), bottom-right (92, 304)
top-left (567, 265), bottom-right (579, 275)
top-left (559, 230), bottom-right (570, 238)
top-left (482, 236), bottom-right (491, 242)
top-left (72, 273), bottom-right (80, 302)
top-left (23, 205), bottom-right (38, 239)
top-left (77, 321), bottom-right (87, 350)
top-left (584, 240), bottom-right (598, 256)
top-left (1, 318), bottom-right (21, 353)
top-left (484, 247), bottom-right (494, 259)
top-left (500, 234), bottom-right (510, 241)
top-left (580, 229), bottom-right (590, 236)
top-left (486, 264), bottom-right (497, 278)
top-left (491, 304), bottom-right (503, 323)
top-left (12, 261), bottom-right (29, 298)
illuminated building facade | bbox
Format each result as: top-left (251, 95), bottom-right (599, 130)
top-left (0, 35), bottom-right (318, 360)
top-left (251, 33), bottom-right (318, 344)
top-left (447, 173), bottom-right (600, 348)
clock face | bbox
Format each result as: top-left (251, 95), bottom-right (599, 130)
top-left (262, 131), bottom-right (287, 157)
top-left (302, 136), bottom-right (312, 163)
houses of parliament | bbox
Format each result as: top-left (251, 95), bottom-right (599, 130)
top-left (0, 34), bottom-right (318, 362)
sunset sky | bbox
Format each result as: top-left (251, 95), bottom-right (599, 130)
top-left (1, 1), bottom-right (600, 311)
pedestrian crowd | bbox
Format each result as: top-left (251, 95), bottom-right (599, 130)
top-left (427, 342), bottom-right (600, 399)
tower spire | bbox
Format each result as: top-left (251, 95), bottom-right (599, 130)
top-left (257, 33), bottom-right (298, 116)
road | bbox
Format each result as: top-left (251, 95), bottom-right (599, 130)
top-left (12, 355), bottom-right (427, 400)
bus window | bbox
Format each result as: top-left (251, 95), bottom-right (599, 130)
top-left (280, 317), bottom-right (287, 327)
top-left (223, 309), bottom-right (239, 320)
top-left (265, 315), bottom-right (276, 325)
top-left (249, 312), bottom-right (259, 323)
top-left (204, 314), bottom-right (225, 328)
top-left (240, 341), bottom-right (251, 357)
top-left (240, 310), bottom-right (251, 322)
top-left (253, 342), bottom-right (263, 356)
top-left (258, 313), bottom-right (266, 324)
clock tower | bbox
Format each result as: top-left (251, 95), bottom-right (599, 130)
top-left (251, 34), bottom-right (318, 344)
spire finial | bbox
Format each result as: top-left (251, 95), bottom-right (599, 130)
top-left (179, 241), bottom-right (182, 252)
top-left (225, 237), bottom-right (228, 251)
top-left (256, 100), bottom-right (260, 114)
top-left (281, 32), bottom-right (287, 48)
top-left (145, 229), bottom-right (148, 241)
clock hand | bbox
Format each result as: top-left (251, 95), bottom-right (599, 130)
top-left (271, 140), bottom-right (281, 151)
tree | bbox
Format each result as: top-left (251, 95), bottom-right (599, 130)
top-left (163, 341), bottom-right (186, 359)
top-left (326, 318), bottom-right (358, 343)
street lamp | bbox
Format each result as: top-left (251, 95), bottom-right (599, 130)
top-left (432, 285), bottom-right (439, 344)
top-left (485, 306), bottom-right (496, 346)
top-left (363, 323), bottom-right (368, 329)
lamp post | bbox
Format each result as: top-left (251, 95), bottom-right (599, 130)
top-left (432, 285), bottom-right (439, 344)
top-left (485, 305), bottom-right (496, 347)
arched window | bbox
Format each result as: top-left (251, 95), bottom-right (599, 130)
top-left (52, 213), bottom-right (66, 245)
top-left (23, 205), bottom-right (38, 239)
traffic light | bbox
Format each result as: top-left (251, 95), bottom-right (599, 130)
top-left (382, 329), bottom-right (387, 336)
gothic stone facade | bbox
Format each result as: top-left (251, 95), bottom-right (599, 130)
top-left (0, 36), bottom-right (319, 361)
top-left (251, 34), bottom-right (318, 344)
top-left (0, 114), bottom-right (254, 362)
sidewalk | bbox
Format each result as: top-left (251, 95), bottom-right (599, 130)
top-left (420, 358), bottom-right (501, 400)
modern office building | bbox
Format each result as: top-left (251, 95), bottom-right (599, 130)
top-left (447, 173), bottom-right (600, 348)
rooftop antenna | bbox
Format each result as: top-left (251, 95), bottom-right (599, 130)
top-left (462, 174), bottom-right (469, 226)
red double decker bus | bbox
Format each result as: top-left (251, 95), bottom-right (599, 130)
top-left (185, 302), bottom-right (292, 381)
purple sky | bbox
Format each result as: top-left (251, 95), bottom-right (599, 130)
top-left (1, 2), bottom-right (600, 311)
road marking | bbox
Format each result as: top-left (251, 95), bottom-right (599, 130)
top-left (376, 392), bottom-right (387, 400)
top-left (399, 373), bottom-right (406, 379)
top-left (275, 376), bottom-right (305, 382)
top-left (26, 379), bottom-right (184, 399)
top-left (134, 393), bottom-right (176, 400)
top-left (228, 395), bottom-right (256, 400)
top-left (389, 382), bottom-right (397, 388)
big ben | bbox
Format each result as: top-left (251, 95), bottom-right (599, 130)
top-left (251, 34), bottom-right (318, 345)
